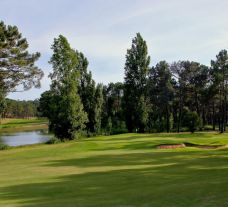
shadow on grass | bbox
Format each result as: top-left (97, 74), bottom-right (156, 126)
top-left (90, 133), bottom-right (218, 142)
top-left (1, 149), bottom-right (228, 206)
top-left (82, 133), bottom-right (225, 152)
top-left (46, 151), bottom-right (201, 168)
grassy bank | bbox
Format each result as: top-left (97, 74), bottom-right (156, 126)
top-left (0, 132), bottom-right (228, 206)
top-left (0, 118), bottom-right (48, 132)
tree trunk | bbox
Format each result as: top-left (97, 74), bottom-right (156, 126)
top-left (212, 101), bottom-right (216, 131)
top-left (166, 105), bottom-right (170, 133)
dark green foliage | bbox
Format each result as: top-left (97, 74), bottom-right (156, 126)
top-left (36, 33), bottom-right (227, 134)
top-left (170, 61), bottom-right (210, 132)
top-left (38, 91), bottom-right (53, 118)
top-left (46, 137), bottom-right (61, 144)
top-left (0, 21), bottom-right (43, 119)
top-left (93, 84), bottom-right (104, 133)
top-left (2, 98), bottom-right (38, 118)
top-left (77, 52), bottom-right (96, 134)
top-left (0, 21), bottom-right (43, 92)
top-left (123, 33), bottom-right (150, 132)
top-left (0, 143), bottom-right (8, 150)
top-left (0, 92), bottom-right (6, 118)
top-left (48, 35), bottom-right (87, 140)
top-left (210, 50), bottom-right (228, 133)
top-left (1, 21), bottom-right (227, 135)
top-left (148, 61), bottom-right (174, 132)
top-left (39, 41), bottom-right (104, 137)
top-left (77, 52), bottom-right (103, 134)
top-left (182, 110), bottom-right (201, 133)
top-left (101, 82), bottom-right (126, 135)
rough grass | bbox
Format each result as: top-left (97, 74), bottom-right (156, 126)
top-left (0, 132), bottom-right (228, 207)
top-left (0, 118), bottom-right (48, 132)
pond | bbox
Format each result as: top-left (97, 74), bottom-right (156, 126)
top-left (0, 129), bottom-right (53, 147)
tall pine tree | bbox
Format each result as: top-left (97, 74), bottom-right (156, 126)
top-left (0, 21), bottom-right (43, 118)
top-left (148, 61), bottom-right (174, 132)
top-left (211, 50), bottom-right (228, 133)
top-left (49, 35), bottom-right (87, 140)
top-left (123, 33), bottom-right (150, 132)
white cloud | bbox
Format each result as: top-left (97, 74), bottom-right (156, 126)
top-left (3, 0), bottom-right (228, 100)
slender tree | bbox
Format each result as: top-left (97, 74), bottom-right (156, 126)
top-left (101, 82), bottom-right (125, 134)
top-left (211, 50), bottom-right (228, 133)
top-left (49, 35), bottom-right (87, 140)
top-left (123, 33), bottom-right (150, 132)
top-left (76, 51), bottom-right (97, 134)
top-left (148, 61), bottom-right (174, 132)
top-left (93, 83), bottom-right (104, 133)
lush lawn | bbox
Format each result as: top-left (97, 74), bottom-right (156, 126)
top-left (0, 118), bottom-right (48, 132)
top-left (0, 132), bottom-right (228, 207)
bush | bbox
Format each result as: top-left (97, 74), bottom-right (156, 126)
top-left (86, 132), bottom-right (97, 137)
top-left (0, 143), bottom-right (8, 150)
top-left (111, 127), bottom-right (128, 135)
top-left (46, 137), bottom-right (61, 144)
top-left (183, 111), bottom-right (201, 133)
top-left (204, 125), bottom-right (214, 131)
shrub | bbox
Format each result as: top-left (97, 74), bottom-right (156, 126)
top-left (46, 137), bottom-right (61, 144)
top-left (183, 111), bottom-right (201, 133)
top-left (0, 143), bottom-right (8, 150)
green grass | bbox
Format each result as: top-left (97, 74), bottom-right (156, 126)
top-left (0, 118), bottom-right (48, 132)
top-left (1, 132), bottom-right (228, 206)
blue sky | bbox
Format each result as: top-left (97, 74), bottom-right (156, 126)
top-left (1, 0), bottom-right (228, 100)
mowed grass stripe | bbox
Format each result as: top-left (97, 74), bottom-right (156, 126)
top-left (0, 133), bottom-right (228, 207)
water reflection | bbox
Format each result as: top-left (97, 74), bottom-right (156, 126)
top-left (0, 129), bottom-right (52, 146)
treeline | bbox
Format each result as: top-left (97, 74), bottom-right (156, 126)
top-left (1, 20), bottom-right (227, 139)
top-left (0, 21), bottom-right (227, 138)
top-left (124, 34), bottom-right (227, 134)
top-left (1, 99), bottom-right (39, 118)
top-left (38, 33), bottom-right (227, 139)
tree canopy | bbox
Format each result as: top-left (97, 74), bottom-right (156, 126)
top-left (0, 21), bottom-right (43, 93)
top-left (48, 35), bottom-right (87, 140)
top-left (14, 31), bottom-right (226, 136)
top-left (123, 33), bottom-right (150, 132)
